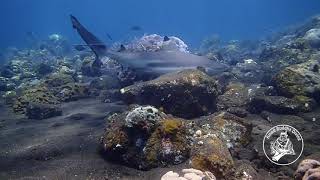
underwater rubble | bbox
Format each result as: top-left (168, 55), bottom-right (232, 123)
top-left (1, 16), bottom-right (320, 180)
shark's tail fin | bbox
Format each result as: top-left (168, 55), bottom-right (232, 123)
top-left (70, 15), bottom-right (107, 59)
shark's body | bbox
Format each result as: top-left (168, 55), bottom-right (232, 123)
top-left (70, 15), bottom-right (228, 76)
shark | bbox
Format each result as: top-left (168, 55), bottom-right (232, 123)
top-left (70, 15), bottom-right (229, 76)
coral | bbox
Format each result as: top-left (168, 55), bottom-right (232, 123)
top-left (303, 28), bottom-right (320, 48)
top-left (125, 106), bottom-right (162, 132)
top-left (161, 169), bottom-right (216, 180)
top-left (126, 34), bottom-right (189, 53)
top-left (294, 159), bottom-right (320, 180)
top-left (161, 119), bottom-right (182, 135)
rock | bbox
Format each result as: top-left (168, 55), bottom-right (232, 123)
top-left (0, 67), bottom-right (14, 78)
top-left (144, 118), bottom-right (190, 168)
top-left (0, 80), bottom-right (7, 91)
top-left (89, 75), bottom-right (120, 90)
top-left (99, 89), bottom-right (122, 102)
top-left (234, 160), bottom-right (262, 180)
top-left (54, 83), bottom-right (90, 102)
top-left (13, 86), bottom-right (59, 113)
top-left (2, 90), bottom-right (17, 105)
top-left (303, 28), bottom-right (320, 48)
top-left (100, 106), bottom-right (190, 170)
top-left (226, 107), bottom-right (248, 118)
top-left (36, 63), bottom-right (53, 76)
top-left (294, 159), bottom-right (320, 180)
top-left (273, 60), bottom-right (320, 100)
top-left (191, 136), bottom-right (234, 179)
top-left (232, 59), bottom-right (264, 83)
top-left (80, 56), bottom-right (101, 76)
top-left (26, 103), bottom-right (62, 119)
top-left (217, 83), bottom-right (250, 110)
top-left (249, 96), bottom-right (311, 114)
top-left (196, 112), bottom-right (252, 149)
top-left (44, 73), bottom-right (75, 87)
top-left (121, 69), bottom-right (219, 119)
top-left (59, 65), bottom-right (75, 75)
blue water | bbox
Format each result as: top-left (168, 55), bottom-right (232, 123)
top-left (0, 0), bottom-right (320, 48)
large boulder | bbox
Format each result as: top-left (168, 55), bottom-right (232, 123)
top-left (195, 112), bottom-right (252, 149)
top-left (273, 60), bottom-right (320, 101)
top-left (120, 69), bottom-right (219, 119)
top-left (13, 86), bottom-right (59, 113)
top-left (100, 105), bottom-right (191, 170)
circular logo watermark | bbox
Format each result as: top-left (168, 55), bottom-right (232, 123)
top-left (263, 125), bottom-right (304, 166)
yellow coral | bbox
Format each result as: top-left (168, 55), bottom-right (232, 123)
top-left (161, 119), bottom-right (182, 135)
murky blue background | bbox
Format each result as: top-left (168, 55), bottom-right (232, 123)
top-left (1, 0), bottom-right (320, 48)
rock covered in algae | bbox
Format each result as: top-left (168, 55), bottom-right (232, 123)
top-left (249, 95), bottom-right (314, 114)
top-left (216, 82), bottom-right (250, 110)
top-left (26, 102), bottom-right (62, 119)
top-left (143, 118), bottom-right (190, 168)
top-left (100, 106), bottom-right (191, 170)
top-left (43, 73), bottom-right (75, 87)
top-left (13, 86), bottom-right (59, 113)
top-left (190, 136), bottom-right (234, 179)
top-left (54, 83), bottom-right (90, 102)
top-left (196, 112), bottom-right (252, 149)
top-left (273, 59), bottom-right (320, 100)
top-left (120, 69), bottom-right (219, 119)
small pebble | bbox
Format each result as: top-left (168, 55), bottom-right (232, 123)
top-left (197, 141), bottom-right (204, 145)
top-left (195, 130), bottom-right (202, 137)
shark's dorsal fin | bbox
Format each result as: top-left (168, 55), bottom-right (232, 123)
top-left (163, 36), bottom-right (170, 42)
top-left (70, 15), bottom-right (107, 58)
top-left (118, 44), bottom-right (126, 52)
